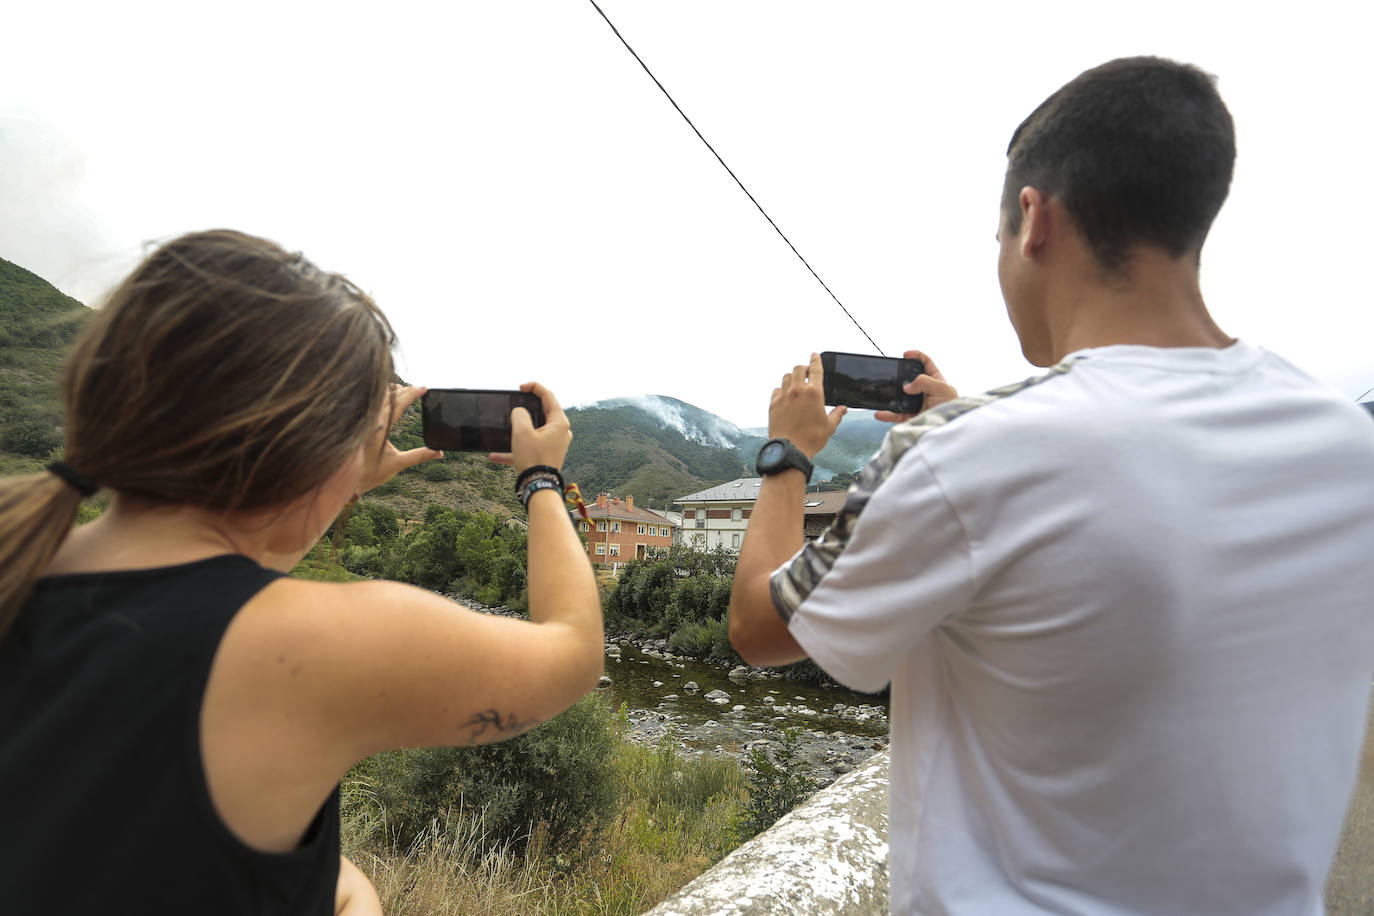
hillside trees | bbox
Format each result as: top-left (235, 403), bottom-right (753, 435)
top-left (328, 501), bottom-right (531, 610)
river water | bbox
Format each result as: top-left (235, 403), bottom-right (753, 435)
top-left (597, 639), bottom-right (890, 782)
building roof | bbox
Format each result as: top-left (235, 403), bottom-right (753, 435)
top-left (581, 499), bottom-right (677, 526)
top-left (675, 478), bottom-right (764, 502)
top-left (800, 490), bottom-right (848, 516)
top-left (675, 479), bottom-right (849, 515)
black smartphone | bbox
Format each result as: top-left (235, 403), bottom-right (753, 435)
top-left (820, 351), bottom-right (926, 414)
top-left (421, 389), bottom-right (545, 452)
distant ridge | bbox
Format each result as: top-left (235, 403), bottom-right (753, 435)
top-left (564, 394), bottom-right (888, 505)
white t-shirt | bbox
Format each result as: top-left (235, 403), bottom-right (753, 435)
top-left (774, 342), bottom-right (1374, 915)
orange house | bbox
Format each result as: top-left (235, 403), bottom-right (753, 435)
top-left (576, 493), bottom-right (677, 566)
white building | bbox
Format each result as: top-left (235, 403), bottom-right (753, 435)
top-left (674, 479), bottom-right (850, 552)
top-left (674, 478), bottom-right (763, 552)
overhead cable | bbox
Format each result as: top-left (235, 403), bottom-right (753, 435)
top-left (585, 0), bottom-right (886, 356)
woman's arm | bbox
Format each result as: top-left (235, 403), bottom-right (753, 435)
top-left (335, 855), bottom-right (382, 916)
top-left (200, 382), bottom-right (604, 852)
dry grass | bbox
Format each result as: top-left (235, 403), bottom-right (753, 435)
top-left (342, 734), bottom-right (746, 915)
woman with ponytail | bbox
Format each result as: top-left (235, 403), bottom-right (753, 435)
top-left (0, 230), bottom-right (602, 914)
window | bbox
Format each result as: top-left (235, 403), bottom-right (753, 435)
top-left (611, 521), bottom-right (621, 533)
top-left (732, 533), bottom-right (740, 548)
top-left (596, 543), bottom-right (606, 555)
top-left (609, 544), bottom-right (620, 556)
top-left (637, 524), bottom-right (646, 535)
top-left (597, 522), bottom-right (607, 532)
top-left (731, 507), bottom-right (742, 521)
top-left (579, 521), bottom-right (589, 532)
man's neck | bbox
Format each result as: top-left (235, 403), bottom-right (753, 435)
top-left (1046, 248), bottom-right (1233, 362)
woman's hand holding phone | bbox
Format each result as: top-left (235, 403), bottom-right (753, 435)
top-left (873, 350), bottom-right (959, 423)
top-left (359, 385), bottom-right (444, 494)
top-left (489, 381), bottom-right (572, 474)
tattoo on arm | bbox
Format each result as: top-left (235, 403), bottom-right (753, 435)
top-left (461, 708), bottom-right (536, 741)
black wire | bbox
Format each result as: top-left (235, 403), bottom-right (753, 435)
top-left (585, 0), bottom-right (886, 357)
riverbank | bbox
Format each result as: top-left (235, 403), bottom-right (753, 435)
top-left (466, 595), bottom-right (893, 787)
top-left (600, 635), bottom-right (890, 789)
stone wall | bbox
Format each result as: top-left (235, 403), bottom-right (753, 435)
top-left (644, 749), bottom-right (890, 916)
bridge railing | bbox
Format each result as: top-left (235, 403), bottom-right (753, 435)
top-left (643, 749), bottom-right (890, 916)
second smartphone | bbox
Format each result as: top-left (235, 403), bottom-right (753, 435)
top-left (421, 389), bottom-right (546, 452)
top-left (820, 351), bottom-right (926, 414)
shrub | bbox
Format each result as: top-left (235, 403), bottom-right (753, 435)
top-left (742, 727), bottom-right (817, 837)
top-left (420, 460), bottom-right (457, 482)
top-left (707, 615), bottom-right (741, 666)
top-left (358, 693), bottom-right (620, 853)
top-left (667, 620), bottom-right (715, 657)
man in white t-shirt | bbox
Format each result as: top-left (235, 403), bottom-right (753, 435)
top-left (729, 57), bottom-right (1374, 914)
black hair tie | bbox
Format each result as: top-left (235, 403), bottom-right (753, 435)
top-left (47, 461), bottom-right (98, 497)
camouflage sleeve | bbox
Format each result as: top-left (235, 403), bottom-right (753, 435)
top-left (768, 365), bottom-right (1073, 623)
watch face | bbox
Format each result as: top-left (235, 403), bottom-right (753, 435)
top-left (759, 441), bottom-right (785, 469)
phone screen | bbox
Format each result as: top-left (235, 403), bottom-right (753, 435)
top-left (421, 389), bottom-right (545, 452)
top-left (821, 351), bottom-right (925, 413)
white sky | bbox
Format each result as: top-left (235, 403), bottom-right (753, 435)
top-left (3, 1), bottom-right (1371, 427)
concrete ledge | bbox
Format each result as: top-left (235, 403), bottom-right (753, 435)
top-left (644, 749), bottom-right (890, 915)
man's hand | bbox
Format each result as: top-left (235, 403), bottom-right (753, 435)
top-left (359, 385), bottom-right (443, 494)
top-left (770, 353), bottom-right (847, 457)
top-left (874, 349), bottom-right (959, 424)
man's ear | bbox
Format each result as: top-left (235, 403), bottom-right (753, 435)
top-left (1018, 187), bottom-right (1052, 259)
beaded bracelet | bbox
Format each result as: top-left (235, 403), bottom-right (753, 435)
top-left (514, 464), bottom-right (564, 494)
top-left (520, 477), bottom-right (564, 509)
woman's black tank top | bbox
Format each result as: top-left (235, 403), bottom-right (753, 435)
top-left (0, 555), bottom-right (341, 915)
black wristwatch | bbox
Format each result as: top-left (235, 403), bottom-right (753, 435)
top-left (755, 438), bottom-right (814, 482)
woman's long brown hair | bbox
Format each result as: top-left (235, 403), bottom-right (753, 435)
top-left (0, 229), bottom-right (396, 639)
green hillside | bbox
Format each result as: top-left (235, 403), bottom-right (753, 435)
top-left (0, 258), bottom-right (90, 473)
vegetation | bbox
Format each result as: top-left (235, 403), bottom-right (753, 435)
top-left (342, 703), bottom-right (749, 914)
top-left (742, 727), bottom-right (817, 836)
top-left (0, 258), bottom-right (90, 462)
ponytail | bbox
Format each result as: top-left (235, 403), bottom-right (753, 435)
top-left (0, 472), bottom-right (88, 643)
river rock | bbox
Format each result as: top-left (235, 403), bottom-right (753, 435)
top-left (662, 694), bottom-right (678, 700)
top-left (683, 681), bottom-right (700, 693)
top-left (605, 645), bottom-right (621, 658)
top-left (597, 675), bottom-right (612, 687)
top-left (728, 665), bottom-right (750, 680)
top-left (652, 681), bottom-right (664, 688)
top-left (704, 719), bottom-right (720, 728)
top-left (704, 689), bottom-right (730, 701)
top-left (732, 705), bottom-right (746, 712)
top-left (762, 696), bottom-right (775, 705)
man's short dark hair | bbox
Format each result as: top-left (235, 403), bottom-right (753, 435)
top-left (1002, 57), bottom-right (1236, 273)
